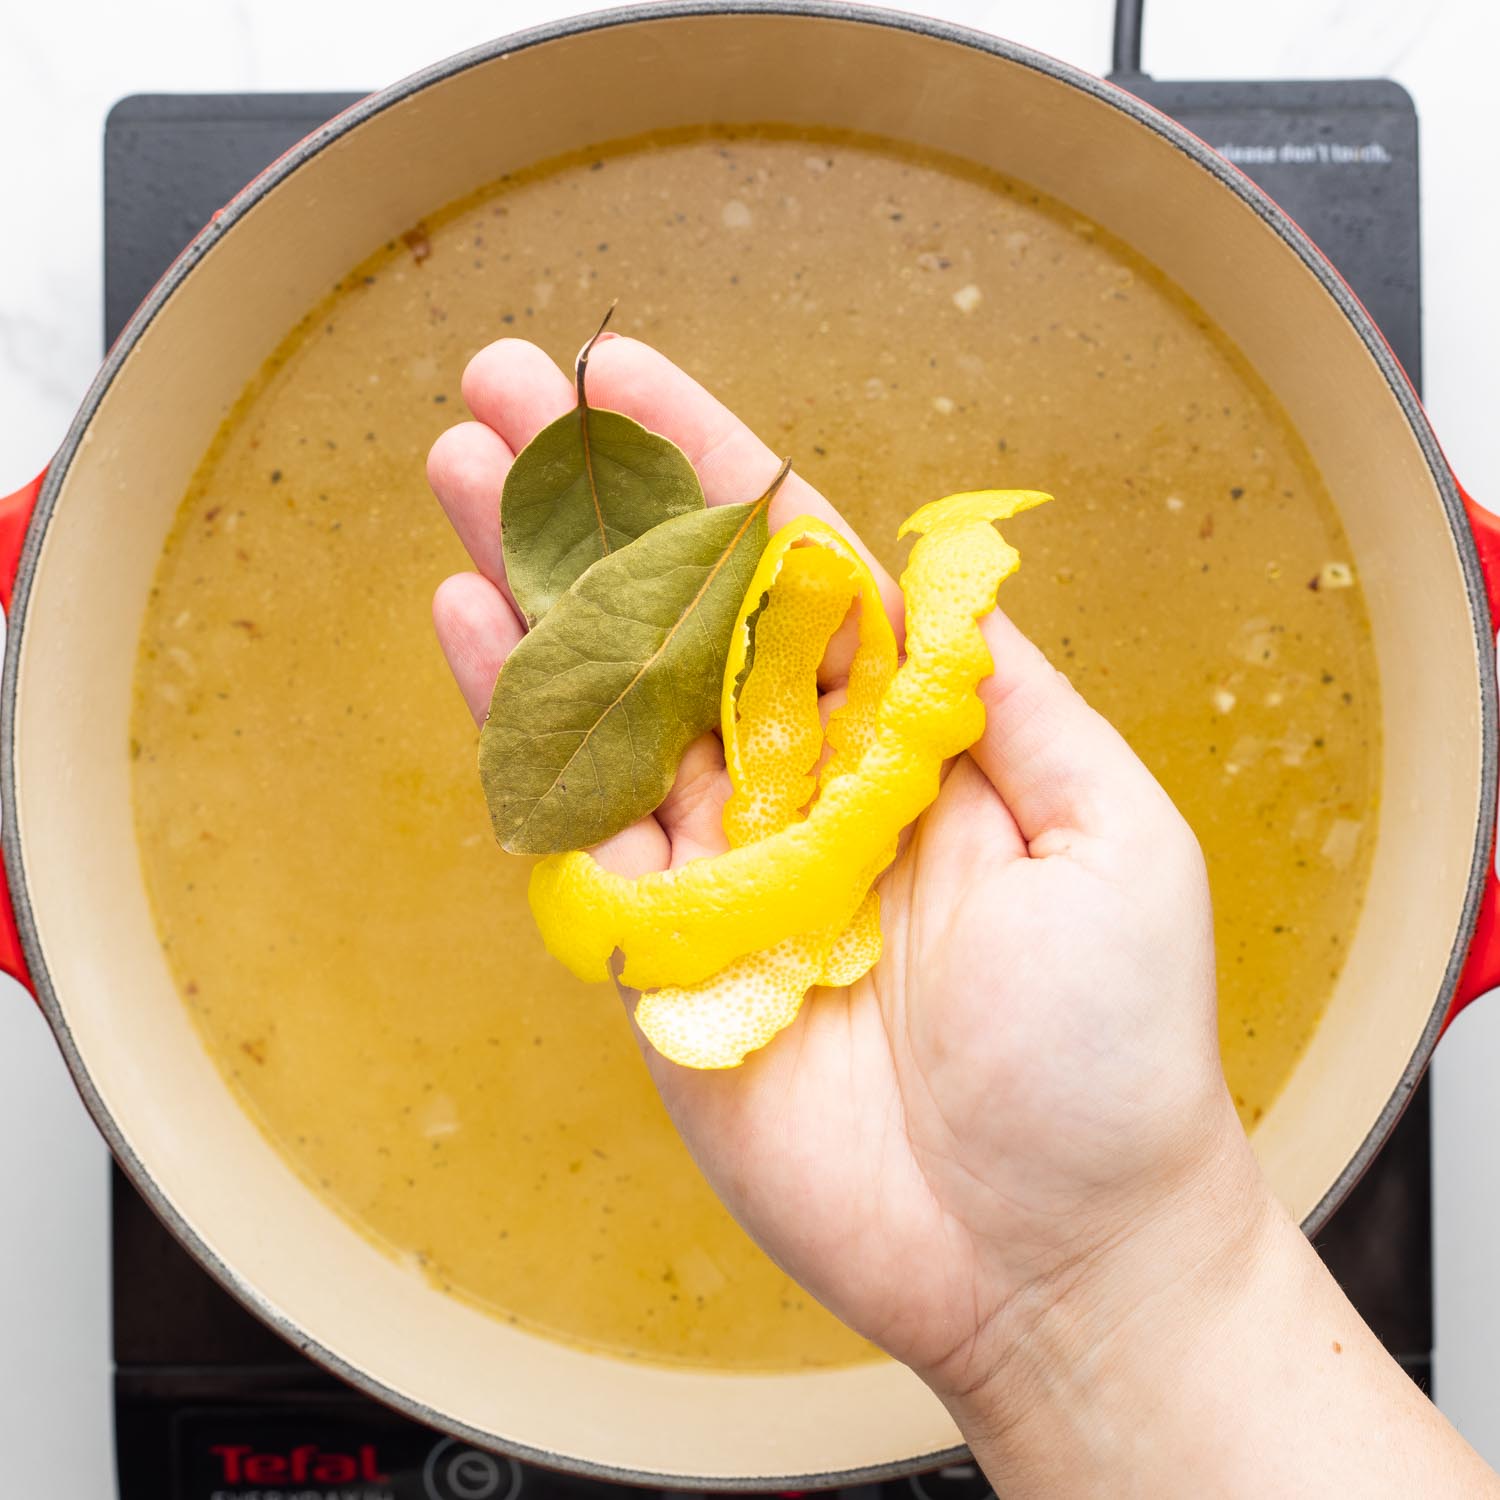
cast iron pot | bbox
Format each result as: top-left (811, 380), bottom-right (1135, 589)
top-left (2, 2), bottom-right (1498, 1487)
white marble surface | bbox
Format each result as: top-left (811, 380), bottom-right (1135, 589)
top-left (1, 0), bottom-right (1498, 1492)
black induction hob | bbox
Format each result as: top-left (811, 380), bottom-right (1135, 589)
top-left (105, 79), bottom-right (1430, 1500)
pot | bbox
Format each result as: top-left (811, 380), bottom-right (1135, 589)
top-left (2, 2), bottom-right (1497, 1487)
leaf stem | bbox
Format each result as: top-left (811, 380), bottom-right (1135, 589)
top-left (575, 302), bottom-right (620, 557)
top-left (575, 301), bottom-right (618, 407)
top-left (756, 456), bottom-right (794, 508)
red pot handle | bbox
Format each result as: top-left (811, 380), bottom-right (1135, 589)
top-left (1449, 484), bottom-right (1500, 1030)
top-left (0, 471), bottom-right (42, 995)
top-left (0, 464), bottom-right (1494, 1024)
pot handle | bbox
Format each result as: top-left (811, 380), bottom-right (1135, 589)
top-left (0, 468), bottom-right (1495, 1023)
top-left (0, 471), bottom-right (43, 995)
top-left (1449, 485), bottom-right (1500, 1029)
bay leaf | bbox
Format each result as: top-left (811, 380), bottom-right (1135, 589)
top-left (500, 308), bottom-right (705, 625)
top-left (481, 463), bottom-right (789, 855)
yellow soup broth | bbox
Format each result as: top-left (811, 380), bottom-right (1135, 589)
top-left (131, 127), bottom-right (1379, 1370)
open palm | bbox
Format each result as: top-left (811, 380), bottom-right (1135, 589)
top-left (428, 335), bottom-right (1245, 1398)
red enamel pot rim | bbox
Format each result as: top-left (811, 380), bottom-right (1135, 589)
top-left (0, 2), bottom-right (1495, 1487)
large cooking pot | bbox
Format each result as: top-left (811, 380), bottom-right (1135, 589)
top-left (3, 2), bottom-right (1498, 1487)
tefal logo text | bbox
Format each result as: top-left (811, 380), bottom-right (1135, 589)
top-left (209, 1443), bottom-right (388, 1485)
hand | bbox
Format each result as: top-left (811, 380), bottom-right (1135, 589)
top-left (428, 330), bottom-right (1247, 1380)
top-left (429, 335), bottom-right (1496, 1497)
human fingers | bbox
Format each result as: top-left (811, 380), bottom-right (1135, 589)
top-left (426, 420), bottom-right (515, 596)
top-left (435, 570), bottom-right (672, 876)
top-left (579, 739), bottom-right (731, 890)
top-left (459, 337), bottom-right (575, 452)
top-left (581, 335), bottom-right (905, 640)
top-left (588, 819), bottom-right (671, 878)
top-left (431, 571), bottom-right (524, 724)
top-left (969, 610), bottom-right (1184, 851)
top-left (913, 750), bottom-right (1028, 872)
top-left (655, 734), bottom-right (733, 869)
top-left (460, 334), bottom-right (889, 687)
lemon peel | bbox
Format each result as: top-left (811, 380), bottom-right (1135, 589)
top-left (528, 489), bottom-right (1050, 1064)
top-left (721, 537), bottom-right (876, 845)
top-left (635, 529), bottom-right (895, 1068)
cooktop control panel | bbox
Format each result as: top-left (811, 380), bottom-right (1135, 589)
top-left (150, 1400), bottom-right (991, 1500)
top-left (179, 1411), bottom-right (521, 1500)
top-left (106, 78), bottom-right (1425, 1500)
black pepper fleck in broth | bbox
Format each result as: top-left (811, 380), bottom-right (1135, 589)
top-left (131, 125), bottom-right (1378, 1372)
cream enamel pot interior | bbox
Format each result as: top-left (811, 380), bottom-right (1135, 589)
top-left (3, 4), bottom-right (1500, 1487)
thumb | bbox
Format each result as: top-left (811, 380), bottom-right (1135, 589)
top-left (968, 610), bottom-right (1178, 848)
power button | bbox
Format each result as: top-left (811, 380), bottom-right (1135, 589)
top-left (422, 1437), bottom-right (523, 1500)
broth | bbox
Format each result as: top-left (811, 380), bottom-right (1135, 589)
top-left (131, 127), bottom-right (1379, 1370)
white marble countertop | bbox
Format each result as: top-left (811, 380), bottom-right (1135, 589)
top-left (1, 0), bottom-right (1497, 1492)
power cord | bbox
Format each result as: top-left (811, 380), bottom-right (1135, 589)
top-left (1110, 0), bottom-right (1148, 79)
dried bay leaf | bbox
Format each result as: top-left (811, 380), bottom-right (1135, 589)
top-left (480, 463), bottom-right (789, 856)
top-left (501, 309), bottom-right (704, 624)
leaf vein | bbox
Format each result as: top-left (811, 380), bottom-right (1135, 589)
top-left (522, 502), bottom-right (768, 818)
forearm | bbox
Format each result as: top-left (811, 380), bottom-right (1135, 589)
top-left (942, 1138), bottom-right (1497, 1498)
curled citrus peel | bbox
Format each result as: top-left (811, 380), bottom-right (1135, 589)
top-left (528, 489), bottom-right (1051, 1067)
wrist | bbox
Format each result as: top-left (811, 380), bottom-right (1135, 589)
top-left (932, 1104), bottom-right (1283, 1486)
top-left (929, 1114), bottom-right (1492, 1499)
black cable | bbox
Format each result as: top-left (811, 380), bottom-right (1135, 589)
top-left (1111, 0), bottom-right (1146, 78)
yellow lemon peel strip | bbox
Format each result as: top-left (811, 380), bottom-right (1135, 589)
top-left (634, 938), bottom-right (827, 1070)
top-left (815, 887), bottom-right (885, 987)
top-left (634, 526), bottom-right (895, 1067)
top-left (720, 538), bottom-right (880, 845)
top-left (528, 490), bottom-right (1051, 1063)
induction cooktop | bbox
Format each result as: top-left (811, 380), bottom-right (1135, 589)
top-left (105, 69), bottom-right (1428, 1500)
